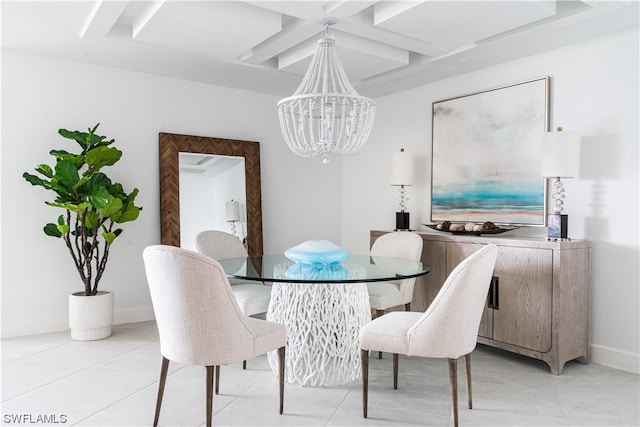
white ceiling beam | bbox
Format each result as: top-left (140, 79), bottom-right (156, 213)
top-left (373, 0), bottom-right (423, 26)
top-left (278, 30), bottom-right (407, 70)
top-left (336, 11), bottom-right (448, 56)
top-left (79, 0), bottom-right (129, 38)
top-left (132, 1), bottom-right (165, 39)
top-left (323, 1), bottom-right (377, 18)
top-left (240, 18), bottom-right (321, 65)
top-left (244, 1), bottom-right (326, 21)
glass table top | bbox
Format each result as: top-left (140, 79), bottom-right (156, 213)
top-left (218, 254), bottom-right (430, 284)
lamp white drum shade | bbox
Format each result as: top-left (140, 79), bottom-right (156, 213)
top-left (390, 149), bottom-right (415, 186)
top-left (225, 200), bottom-right (240, 222)
top-left (541, 128), bottom-right (580, 178)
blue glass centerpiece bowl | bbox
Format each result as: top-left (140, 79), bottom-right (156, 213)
top-left (284, 240), bottom-right (350, 265)
top-left (283, 240), bottom-right (350, 281)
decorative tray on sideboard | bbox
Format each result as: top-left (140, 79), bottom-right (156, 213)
top-left (423, 223), bottom-right (518, 236)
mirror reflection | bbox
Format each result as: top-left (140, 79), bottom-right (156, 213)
top-left (179, 153), bottom-right (246, 250)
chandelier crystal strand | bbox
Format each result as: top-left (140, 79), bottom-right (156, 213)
top-left (277, 20), bottom-right (376, 164)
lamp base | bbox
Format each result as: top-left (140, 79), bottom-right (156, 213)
top-left (395, 212), bottom-right (410, 231)
top-left (547, 214), bottom-right (568, 240)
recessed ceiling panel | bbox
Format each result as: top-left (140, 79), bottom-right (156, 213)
top-left (374, 1), bottom-right (557, 51)
top-left (131, 1), bottom-right (282, 59)
top-left (278, 31), bottom-right (409, 82)
top-left (281, 47), bottom-right (408, 84)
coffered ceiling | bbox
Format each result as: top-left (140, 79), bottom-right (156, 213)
top-left (2, 1), bottom-right (638, 98)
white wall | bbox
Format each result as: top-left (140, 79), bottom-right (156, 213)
top-left (2, 26), bottom-right (638, 373)
top-left (341, 27), bottom-right (639, 373)
top-left (0, 50), bottom-right (343, 337)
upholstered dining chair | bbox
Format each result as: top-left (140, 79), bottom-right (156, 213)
top-left (368, 231), bottom-right (424, 316)
top-left (368, 231), bottom-right (423, 358)
top-left (194, 230), bottom-right (272, 317)
top-left (359, 243), bottom-right (498, 427)
top-left (143, 245), bottom-right (287, 427)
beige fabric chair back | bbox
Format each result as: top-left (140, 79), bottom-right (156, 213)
top-left (193, 230), bottom-right (271, 317)
top-left (370, 232), bottom-right (423, 301)
top-left (194, 230), bottom-right (248, 260)
top-left (143, 245), bottom-right (255, 366)
top-left (407, 244), bottom-right (498, 359)
top-left (370, 231), bottom-right (423, 260)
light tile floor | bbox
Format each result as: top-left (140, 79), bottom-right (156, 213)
top-left (1, 321), bottom-right (638, 426)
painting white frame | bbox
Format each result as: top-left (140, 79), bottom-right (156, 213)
top-left (431, 77), bottom-right (550, 226)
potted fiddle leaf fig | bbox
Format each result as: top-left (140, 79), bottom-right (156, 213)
top-left (23, 123), bottom-right (142, 340)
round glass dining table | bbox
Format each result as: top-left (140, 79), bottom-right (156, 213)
top-left (219, 255), bottom-right (430, 387)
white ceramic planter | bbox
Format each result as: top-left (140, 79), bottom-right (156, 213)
top-left (69, 290), bottom-right (114, 341)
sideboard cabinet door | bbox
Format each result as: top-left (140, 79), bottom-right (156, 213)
top-left (491, 246), bottom-right (552, 352)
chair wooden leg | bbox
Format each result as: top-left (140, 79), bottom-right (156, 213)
top-left (405, 303), bottom-right (411, 311)
top-left (205, 366), bottom-right (215, 427)
top-left (393, 353), bottom-right (399, 390)
top-left (361, 349), bottom-right (369, 418)
top-left (278, 346), bottom-right (285, 415)
top-left (448, 358), bottom-right (459, 427)
top-left (373, 310), bottom-right (384, 358)
top-left (153, 357), bottom-right (170, 427)
top-left (465, 353), bottom-right (473, 409)
top-left (214, 365), bottom-right (220, 395)
top-left (243, 360), bottom-right (247, 369)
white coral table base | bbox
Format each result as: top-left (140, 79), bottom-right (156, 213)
top-left (267, 281), bottom-right (371, 387)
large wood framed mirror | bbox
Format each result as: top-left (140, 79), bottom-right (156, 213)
top-left (159, 133), bottom-right (263, 256)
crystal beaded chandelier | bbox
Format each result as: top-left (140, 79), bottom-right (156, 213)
top-left (277, 17), bottom-right (376, 164)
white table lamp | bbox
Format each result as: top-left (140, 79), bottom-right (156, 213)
top-left (391, 148), bottom-right (415, 230)
top-left (541, 127), bottom-right (580, 240)
top-left (225, 199), bottom-right (240, 237)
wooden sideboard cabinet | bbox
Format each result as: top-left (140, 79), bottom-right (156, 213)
top-left (370, 230), bottom-right (591, 375)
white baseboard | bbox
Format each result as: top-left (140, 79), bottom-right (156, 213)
top-left (1, 305), bottom-right (155, 339)
top-left (1, 313), bottom-right (69, 338)
top-left (113, 305), bottom-right (155, 325)
top-left (591, 344), bottom-right (640, 374)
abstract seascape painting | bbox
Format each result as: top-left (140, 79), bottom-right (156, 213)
top-left (431, 77), bottom-right (549, 226)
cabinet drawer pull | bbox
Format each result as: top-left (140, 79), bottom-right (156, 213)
top-left (488, 276), bottom-right (499, 309)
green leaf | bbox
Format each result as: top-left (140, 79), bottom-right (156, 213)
top-left (85, 210), bottom-right (100, 229)
top-left (99, 196), bottom-right (123, 218)
top-left (102, 231), bottom-right (117, 245)
top-left (84, 172), bottom-right (112, 191)
top-left (59, 128), bottom-right (89, 150)
top-left (57, 215), bottom-right (65, 225)
top-left (84, 146), bottom-right (122, 173)
top-left (46, 201), bottom-right (91, 213)
top-left (115, 187), bottom-right (141, 223)
top-left (84, 186), bottom-right (110, 208)
top-left (36, 164), bottom-right (53, 178)
top-left (49, 150), bottom-right (85, 170)
top-left (72, 176), bottom-right (91, 192)
top-left (53, 159), bottom-right (79, 189)
top-left (57, 224), bottom-right (70, 235)
top-left (23, 172), bottom-right (46, 187)
top-left (116, 204), bottom-right (140, 223)
top-left (44, 223), bottom-right (62, 238)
